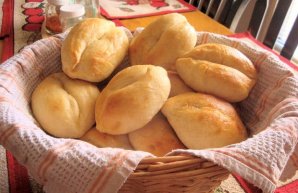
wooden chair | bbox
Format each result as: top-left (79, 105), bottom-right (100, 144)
top-left (189, 0), bottom-right (297, 61)
top-left (234, 0), bottom-right (297, 61)
top-left (188, 0), bottom-right (229, 21)
top-left (262, 0), bottom-right (297, 61)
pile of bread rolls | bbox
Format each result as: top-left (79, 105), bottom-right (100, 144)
top-left (31, 13), bottom-right (257, 156)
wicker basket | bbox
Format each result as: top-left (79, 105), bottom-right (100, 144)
top-left (120, 155), bottom-right (229, 193)
top-left (4, 28), bottom-right (296, 193)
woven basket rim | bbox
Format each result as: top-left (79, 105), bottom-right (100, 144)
top-left (122, 155), bottom-right (229, 192)
top-left (131, 154), bottom-right (229, 177)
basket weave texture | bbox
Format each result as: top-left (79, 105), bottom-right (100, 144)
top-left (0, 29), bottom-right (297, 193)
top-left (120, 156), bottom-right (229, 193)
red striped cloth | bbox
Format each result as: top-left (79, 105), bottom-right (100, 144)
top-left (6, 151), bottom-right (31, 193)
top-left (0, 0), bottom-right (14, 61)
top-left (275, 180), bottom-right (298, 193)
top-left (1, 1), bottom-right (31, 190)
top-left (228, 32), bottom-right (298, 193)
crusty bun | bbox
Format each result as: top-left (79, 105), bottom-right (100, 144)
top-left (31, 73), bottom-right (100, 138)
top-left (176, 43), bottom-right (257, 102)
top-left (161, 92), bottom-right (247, 149)
top-left (129, 13), bottom-right (197, 71)
top-left (128, 113), bottom-right (185, 156)
top-left (168, 71), bottom-right (193, 97)
top-left (80, 128), bottom-right (133, 150)
top-left (61, 18), bottom-right (129, 82)
top-left (95, 65), bottom-right (171, 135)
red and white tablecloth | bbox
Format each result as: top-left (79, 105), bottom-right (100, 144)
top-left (99, 0), bottom-right (196, 19)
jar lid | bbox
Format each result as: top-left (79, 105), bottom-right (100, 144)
top-left (47, 0), bottom-right (68, 6)
top-left (60, 4), bottom-right (85, 18)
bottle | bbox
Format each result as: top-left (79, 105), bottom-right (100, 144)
top-left (75, 0), bottom-right (99, 18)
top-left (45, 0), bottom-right (68, 34)
top-left (60, 4), bottom-right (85, 32)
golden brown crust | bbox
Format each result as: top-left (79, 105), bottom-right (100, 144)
top-left (176, 58), bottom-right (254, 102)
top-left (182, 43), bottom-right (257, 79)
top-left (129, 13), bottom-right (197, 71)
top-left (31, 73), bottom-right (100, 138)
top-left (61, 18), bottom-right (129, 82)
top-left (161, 92), bottom-right (247, 149)
top-left (128, 113), bottom-right (185, 156)
top-left (95, 65), bottom-right (171, 135)
top-left (176, 43), bottom-right (257, 102)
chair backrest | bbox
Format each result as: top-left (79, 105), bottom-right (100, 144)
top-left (262, 0), bottom-right (297, 61)
top-left (189, 0), bottom-right (229, 21)
top-left (230, 0), bottom-right (279, 42)
top-left (189, 0), bottom-right (297, 61)
top-left (234, 0), bottom-right (297, 61)
top-left (229, 0), bottom-right (257, 35)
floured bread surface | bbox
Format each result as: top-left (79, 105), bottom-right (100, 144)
top-left (61, 18), bottom-right (129, 82)
top-left (161, 92), bottom-right (247, 149)
top-left (128, 113), bottom-right (185, 156)
top-left (95, 65), bottom-right (171, 135)
top-left (176, 43), bottom-right (257, 102)
top-left (129, 13), bottom-right (197, 71)
top-left (31, 73), bottom-right (100, 138)
top-left (80, 128), bottom-right (133, 150)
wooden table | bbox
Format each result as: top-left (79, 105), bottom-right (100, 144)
top-left (1, 10), bottom-right (232, 67)
top-left (2, 10), bottom-right (232, 61)
top-left (121, 11), bottom-right (232, 35)
top-left (41, 10), bottom-right (232, 39)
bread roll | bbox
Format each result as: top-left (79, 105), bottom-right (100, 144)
top-left (176, 43), bottom-right (257, 102)
top-left (31, 73), bottom-right (100, 138)
top-left (61, 18), bottom-right (129, 82)
top-left (80, 128), bottom-right (133, 150)
top-left (129, 13), bottom-right (197, 71)
top-left (168, 71), bottom-right (193, 97)
top-left (161, 92), bottom-right (247, 149)
top-left (95, 65), bottom-right (171, 135)
top-left (128, 113), bottom-right (185, 156)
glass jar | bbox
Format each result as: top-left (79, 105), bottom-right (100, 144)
top-left (45, 0), bottom-right (68, 34)
top-left (75, 0), bottom-right (99, 18)
top-left (60, 4), bottom-right (85, 32)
